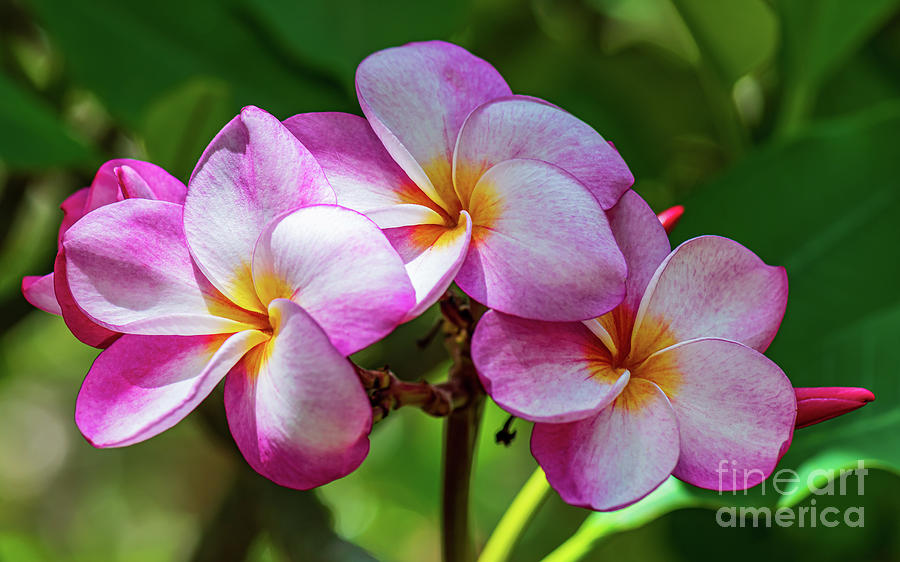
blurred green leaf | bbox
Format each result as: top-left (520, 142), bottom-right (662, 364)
top-left (0, 531), bottom-right (52, 562)
top-left (671, 0), bottom-right (777, 84)
top-left (675, 102), bottom-right (900, 470)
top-left (0, 74), bottom-right (93, 169)
top-left (775, 0), bottom-right (900, 132)
top-left (243, 0), bottom-right (471, 88)
top-left (25, 0), bottom-right (352, 126)
top-left (140, 77), bottom-right (233, 180)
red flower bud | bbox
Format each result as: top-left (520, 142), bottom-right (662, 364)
top-left (794, 387), bottom-right (875, 429)
top-left (656, 205), bottom-right (684, 234)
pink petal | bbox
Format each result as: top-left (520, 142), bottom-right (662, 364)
top-left (63, 199), bottom-right (262, 335)
top-left (453, 96), bottom-right (633, 209)
top-left (472, 310), bottom-right (630, 423)
top-left (251, 205), bottom-right (415, 355)
top-left (382, 212), bottom-right (473, 319)
top-left (22, 274), bottom-right (62, 315)
top-left (355, 41), bottom-right (511, 214)
top-left (86, 158), bottom-right (186, 212)
top-left (54, 248), bottom-right (120, 348)
top-left (631, 236), bottom-right (788, 363)
top-left (224, 299), bottom-right (371, 490)
top-left (638, 337), bottom-right (796, 490)
top-left (75, 330), bottom-right (267, 447)
top-left (607, 190), bottom-right (671, 320)
top-left (58, 187), bottom-right (91, 247)
top-left (282, 112), bottom-right (445, 223)
top-left (794, 386), bottom-right (875, 429)
top-left (532, 378), bottom-right (680, 511)
top-left (184, 106), bottom-right (335, 312)
top-left (58, 159), bottom-right (186, 246)
top-left (455, 159), bottom-right (626, 321)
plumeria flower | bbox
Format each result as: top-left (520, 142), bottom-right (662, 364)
top-left (22, 159), bottom-right (186, 348)
top-left (64, 107), bottom-right (415, 488)
top-left (284, 40), bottom-right (633, 321)
top-left (473, 190), bottom-right (797, 510)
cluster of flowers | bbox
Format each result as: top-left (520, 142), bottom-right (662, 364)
top-left (22, 41), bottom-right (873, 511)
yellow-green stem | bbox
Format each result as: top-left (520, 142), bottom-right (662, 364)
top-left (478, 467), bottom-right (552, 562)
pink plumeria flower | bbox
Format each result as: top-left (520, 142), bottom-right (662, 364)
top-left (22, 159), bottom-right (186, 348)
top-left (283, 41), bottom-right (633, 321)
top-left (473, 190), bottom-right (796, 510)
top-left (64, 107), bottom-right (415, 489)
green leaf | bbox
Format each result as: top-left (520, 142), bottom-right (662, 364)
top-left (25, 0), bottom-right (352, 126)
top-left (775, 0), bottom-right (900, 132)
top-left (671, 0), bottom-right (778, 84)
top-left (243, 0), bottom-right (472, 88)
top-left (140, 77), bottom-right (234, 181)
top-left (673, 102), bottom-right (900, 471)
top-left (0, 73), bottom-right (94, 169)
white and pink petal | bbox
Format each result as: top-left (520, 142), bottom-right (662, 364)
top-left (630, 235), bottom-right (788, 363)
top-left (455, 159), bottom-right (626, 321)
top-left (532, 378), bottom-right (680, 511)
top-left (224, 299), bottom-right (371, 490)
top-left (76, 330), bottom-right (267, 447)
top-left (472, 311), bottom-right (630, 423)
top-left (382, 211), bottom-right (472, 320)
top-left (63, 199), bottom-right (261, 336)
top-left (636, 337), bottom-right (796, 490)
top-left (453, 96), bottom-right (633, 209)
top-left (184, 106), bottom-right (334, 312)
top-left (356, 41), bottom-right (511, 213)
top-left (251, 205), bottom-right (415, 355)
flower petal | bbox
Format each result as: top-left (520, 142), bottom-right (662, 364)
top-left (63, 199), bottom-right (262, 335)
top-left (472, 310), bottom-right (630, 423)
top-left (224, 299), bottom-right (371, 490)
top-left (54, 248), bottom-right (120, 348)
top-left (356, 41), bottom-right (511, 214)
top-left (453, 96), bottom-right (633, 209)
top-left (252, 205), bottom-right (415, 355)
top-left (185, 106), bottom-right (335, 312)
top-left (58, 187), bottom-right (90, 246)
top-left (607, 190), bottom-right (671, 319)
top-left (630, 235), bottom-right (788, 363)
top-left (86, 158), bottom-right (186, 212)
top-left (22, 274), bottom-right (62, 315)
top-left (637, 337), bottom-right (796, 490)
top-left (532, 378), bottom-right (680, 511)
top-left (382, 211), bottom-right (472, 320)
top-left (283, 112), bottom-right (442, 219)
top-left (76, 330), bottom-right (267, 447)
top-left (455, 159), bottom-right (626, 321)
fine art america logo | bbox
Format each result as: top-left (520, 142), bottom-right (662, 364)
top-left (714, 460), bottom-right (867, 528)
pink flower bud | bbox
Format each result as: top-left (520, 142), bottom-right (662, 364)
top-left (794, 387), bottom-right (875, 429)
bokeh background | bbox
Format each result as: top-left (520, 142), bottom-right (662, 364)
top-left (2, 0), bottom-right (900, 560)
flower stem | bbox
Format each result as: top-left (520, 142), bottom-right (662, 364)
top-left (442, 390), bottom-right (485, 562)
top-left (441, 293), bottom-right (487, 562)
top-left (477, 467), bottom-right (552, 562)
top-left (542, 478), bottom-right (693, 562)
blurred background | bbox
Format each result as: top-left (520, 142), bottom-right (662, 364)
top-left (2, 0), bottom-right (900, 560)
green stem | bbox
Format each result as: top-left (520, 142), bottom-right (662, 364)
top-left (542, 478), bottom-right (694, 562)
top-left (478, 467), bottom-right (552, 562)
